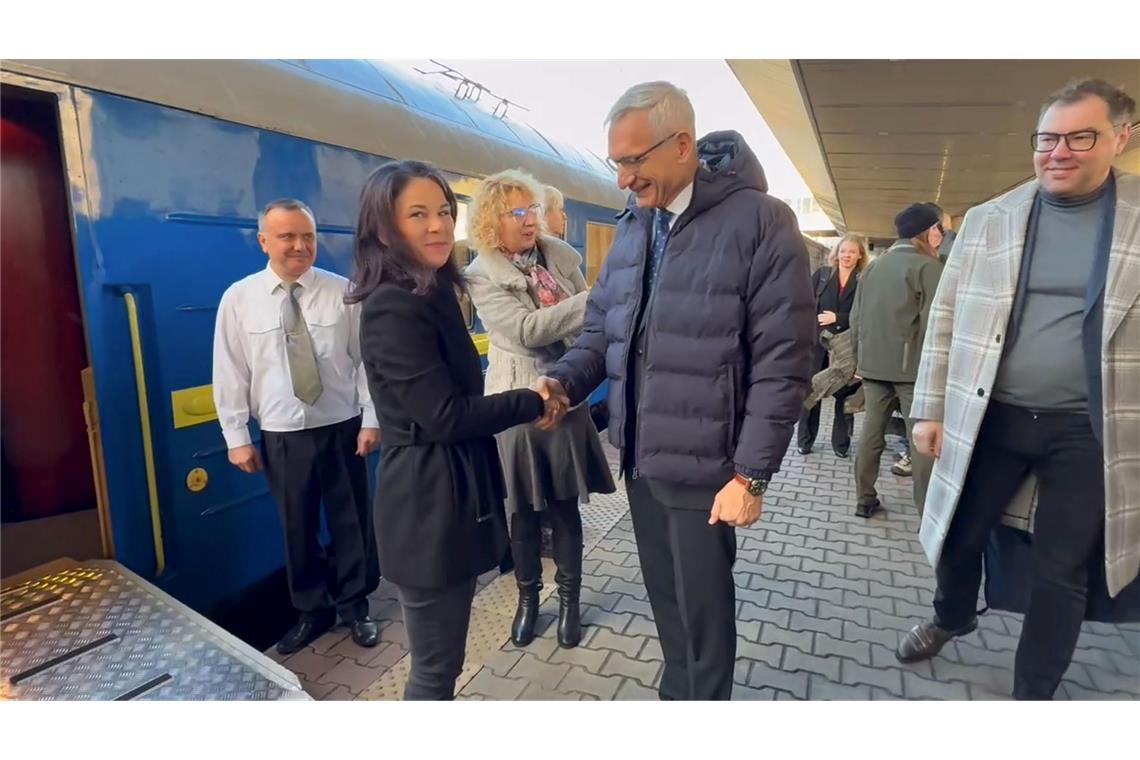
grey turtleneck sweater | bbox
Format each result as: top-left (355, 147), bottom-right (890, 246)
top-left (992, 180), bottom-right (1113, 410)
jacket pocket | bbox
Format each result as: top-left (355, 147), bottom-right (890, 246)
top-left (726, 369), bottom-right (739, 454)
top-left (902, 341), bottom-right (912, 374)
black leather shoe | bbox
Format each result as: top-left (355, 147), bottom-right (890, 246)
top-left (510, 522), bottom-right (543, 647)
top-left (550, 506), bottom-right (584, 649)
top-left (854, 500), bottom-right (882, 518)
top-left (557, 591), bottom-right (581, 648)
top-left (834, 447), bottom-right (850, 459)
top-left (350, 617), bottom-right (380, 648)
top-left (798, 444), bottom-right (813, 455)
top-left (511, 585), bottom-right (541, 647)
top-left (896, 618), bottom-right (977, 663)
top-left (276, 612), bottom-right (335, 655)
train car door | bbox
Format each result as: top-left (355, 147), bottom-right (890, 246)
top-left (0, 86), bottom-right (110, 577)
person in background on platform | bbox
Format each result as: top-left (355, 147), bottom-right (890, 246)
top-left (464, 169), bottom-right (615, 649)
top-left (849, 203), bottom-right (944, 518)
top-left (925, 201), bottom-right (957, 263)
top-left (543, 184), bottom-right (568, 240)
top-left (537, 185), bottom-right (570, 561)
top-left (884, 398), bottom-right (912, 476)
top-left (535, 81), bottom-right (816, 700)
top-left (797, 233), bottom-right (869, 458)
top-left (897, 79), bottom-right (1139, 700)
top-left (213, 198), bottom-right (381, 655)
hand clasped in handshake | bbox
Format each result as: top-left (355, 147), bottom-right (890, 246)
top-left (534, 376), bottom-right (570, 431)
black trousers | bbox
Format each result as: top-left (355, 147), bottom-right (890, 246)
top-left (626, 476), bottom-right (737, 700)
top-left (797, 345), bottom-right (857, 452)
top-left (509, 497), bottom-right (583, 587)
top-left (933, 402), bottom-right (1105, 700)
top-left (261, 415), bottom-right (379, 621)
top-left (397, 578), bottom-right (477, 700)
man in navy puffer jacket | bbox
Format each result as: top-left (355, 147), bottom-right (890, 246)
top-left (539, 81), bottom-right (816, 700)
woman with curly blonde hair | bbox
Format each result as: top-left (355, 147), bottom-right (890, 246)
top-left (464, 169), bottom-right (615, 649)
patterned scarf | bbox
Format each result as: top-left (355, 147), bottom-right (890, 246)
top-left (505, 247), bottom-right (571, 308)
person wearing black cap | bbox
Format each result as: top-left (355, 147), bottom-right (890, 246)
top-left (924, 201), bottom-right (957, 263)
top-left (848, 202), bottom-right (944, 518)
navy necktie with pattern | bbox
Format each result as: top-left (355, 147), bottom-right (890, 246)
top-left (646, 208), bottom-right (674, 294)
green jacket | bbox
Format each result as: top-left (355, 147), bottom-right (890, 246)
top-left (850, 240), bottom-right (943, 383)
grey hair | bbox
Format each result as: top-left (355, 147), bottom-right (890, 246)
top-left (543, 185), bottom-right (564, 210)
top-left (604, 81), bottom-right (696, 138)
top-left (258, 198), bottom-right (316, 231)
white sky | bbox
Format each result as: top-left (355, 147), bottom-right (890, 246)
top-left (392, 59), bottom-right (813, 201)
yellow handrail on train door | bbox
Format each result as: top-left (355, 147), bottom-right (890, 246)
top-left (122, 291), bottom-right (166, 576)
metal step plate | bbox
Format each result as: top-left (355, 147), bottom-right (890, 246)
top-left (1, 560), bottom-right (309, 700)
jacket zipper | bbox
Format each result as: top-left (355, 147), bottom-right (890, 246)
top-left (633, 227), bottom-right (677, 479)
top-left (614, 221), bottom-right (649, 479)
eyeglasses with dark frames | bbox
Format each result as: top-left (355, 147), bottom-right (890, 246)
top-left (1030, 124), bottom-right (1125, 153)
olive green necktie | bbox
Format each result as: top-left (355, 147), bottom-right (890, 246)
top-left (281, 281), bottom-right (323, 406)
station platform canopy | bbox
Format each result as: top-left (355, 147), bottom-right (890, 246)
top-left (729, 60), bottom-right (1140, 240)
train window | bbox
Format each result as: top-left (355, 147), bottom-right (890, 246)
top-left (454, 200), bottom-right (469, 242)
top-left (585, 222), bottom-right (617, 286)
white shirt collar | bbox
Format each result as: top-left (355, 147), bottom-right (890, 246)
top-left (261, 261), bottom-right (317, 294)
top-left (663, 182), bottom-right (694, 229)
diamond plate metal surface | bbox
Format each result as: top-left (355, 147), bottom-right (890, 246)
top-left (1, 561), bottom-right (308, 701)
top-left (355, 481), bottom-right (630, 700)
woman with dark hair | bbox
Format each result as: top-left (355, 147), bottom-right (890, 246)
top-left (797, 233), bottom-right (869, 458)
top-left (347, 160), bottom-right (557, 700)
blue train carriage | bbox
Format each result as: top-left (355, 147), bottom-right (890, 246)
top-left (0, 58), bottom-right (626, 643)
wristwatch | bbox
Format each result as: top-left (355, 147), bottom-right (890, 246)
top-left (734, 472), bottom-right (769, 496)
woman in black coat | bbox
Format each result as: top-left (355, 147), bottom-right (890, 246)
top-left (346, 160), bottom-right (556, 700)
top-left (797, 234), bottom-right (868, 457)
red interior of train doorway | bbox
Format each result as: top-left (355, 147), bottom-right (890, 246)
top-left (1, 86), bottom-right (108, 578)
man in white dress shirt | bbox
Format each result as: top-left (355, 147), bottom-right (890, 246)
top-left (213, 198), bottom-right (381, 654)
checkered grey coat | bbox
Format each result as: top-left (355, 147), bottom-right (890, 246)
top-left (911, 170), bottom-right (1140, 597)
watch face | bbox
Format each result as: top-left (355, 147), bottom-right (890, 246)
top-left (749, 480), bottom-right (767, 496)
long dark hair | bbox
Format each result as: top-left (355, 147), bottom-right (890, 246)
top-left (345, 160), bottom-right (463, 304)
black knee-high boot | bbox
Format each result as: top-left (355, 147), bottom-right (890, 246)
top-left (549, 499), bottom-right (584, 648)
top-left (510, 511), bottom-right (542, 647)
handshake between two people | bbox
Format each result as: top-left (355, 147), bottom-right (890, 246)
top-left (533, 376), bottom-right (570, 431)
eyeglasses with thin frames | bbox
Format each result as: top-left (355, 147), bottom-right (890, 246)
top-left (606, 132), bottom-right (680, 172)
top-left (503, 203), bottom-right (543, 223)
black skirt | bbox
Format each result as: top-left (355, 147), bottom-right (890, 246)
top-left (495, 404), bottom-right (615, 515)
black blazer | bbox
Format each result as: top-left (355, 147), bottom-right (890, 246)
top-left (812, 266), bottom-right (858, 334)
top-left (360, 282), bottom-right (544, 589)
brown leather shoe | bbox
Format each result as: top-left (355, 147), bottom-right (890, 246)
top-left (896, 618), bottom-right (978, 663)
